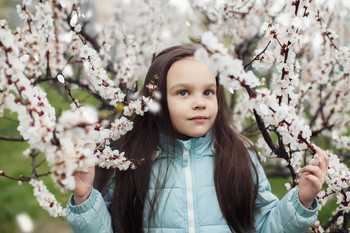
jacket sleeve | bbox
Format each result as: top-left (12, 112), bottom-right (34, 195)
top-left (252, 155), bottom-right (318, 233)
top-left (66, 178), bottom-right (115, 233)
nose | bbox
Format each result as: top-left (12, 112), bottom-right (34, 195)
top-left (192, 96), bottom-right (206, 110)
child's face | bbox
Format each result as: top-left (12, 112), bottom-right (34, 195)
top-left (166, 57), bottom-right (218, 140)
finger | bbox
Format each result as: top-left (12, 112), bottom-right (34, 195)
top-left (301, 164), bottom-right (321, 173)
top-left (302, 173), bottom-right (323, 190)
top-left (312, 144), bottom-right (329, 160)
top-left (74, 166), bottom-right (95, 173)
top-left (301, 166), bottom-right (327, 184)
top-left (300, 165), bottom-right (323, 180)
top-left (311, 144), bottom-right (329, 170)
top-left (73, 169), bottom-right (90, 174)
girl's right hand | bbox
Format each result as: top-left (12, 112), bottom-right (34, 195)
top-left (73, 166), bottom-right (95, 205)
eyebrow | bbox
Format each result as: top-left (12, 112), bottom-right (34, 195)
top-left (169, 82), bottom-right (217, 91)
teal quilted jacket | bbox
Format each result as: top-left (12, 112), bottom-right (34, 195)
top-left (66, 132), bottom-right (318, 233)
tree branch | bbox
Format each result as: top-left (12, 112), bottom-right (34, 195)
top-left (323, 209), bottom-right (343, 230)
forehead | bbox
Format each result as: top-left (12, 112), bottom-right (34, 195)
top-left (166, 57), bottom-right (216, 87)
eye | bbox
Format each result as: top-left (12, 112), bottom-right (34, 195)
top-left (204, 89), bottom-right (215, 96)
top-left (176, 90), bottom-right (189, 96)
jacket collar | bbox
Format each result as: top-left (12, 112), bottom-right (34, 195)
top-left (154, 131), bottom-right (214, 160)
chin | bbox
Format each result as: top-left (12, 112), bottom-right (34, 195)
top-left (189, 132), bottom-right (207, 138)
top-left (177, 130), bottom-right (209, 140)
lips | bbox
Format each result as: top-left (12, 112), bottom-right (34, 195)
top-left (189, 116), bottom-right (208, 123)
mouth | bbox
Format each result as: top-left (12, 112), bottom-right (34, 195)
top-left (189, 116), bottom-right (208, 123)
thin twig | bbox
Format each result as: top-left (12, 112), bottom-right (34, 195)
top-left (20, 171), bottom-right (52, 180)
top-left (316, 11), bottom-right (339, 51)
top-left (0, 135), bottom-right (25, 141)
top-left (244, 41), bottom-right (271, 70)
top-left (62, 76), bottom-right (80, 108)
top-left (0, 171), bottom-right (31, 181)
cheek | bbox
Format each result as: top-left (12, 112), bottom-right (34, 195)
top-left (167, 96), bottom-right (183, 115)
top-left (168, 105), bottom-right (181, 121)
top-left (168, 110), bottom-right (182, 132)
top-left (167, 99), bottom-right (178, 121)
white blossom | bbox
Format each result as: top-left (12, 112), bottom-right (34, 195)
top-left (57, 74), bottom-right (65, 84)
top-left (70, 12), bottom-right (78, 27)
top-left (20, 54), bottom-right (30, 62)
top-left (147, 99), bottom-right (161, 114)
top-left (16, 213), bottom-right (34, 233)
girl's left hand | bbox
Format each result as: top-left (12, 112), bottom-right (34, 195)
top-left (298, 144), bottom-right (329, 209)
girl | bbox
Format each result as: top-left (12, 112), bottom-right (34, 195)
top-left (67, 44), bottom-right (329, 233)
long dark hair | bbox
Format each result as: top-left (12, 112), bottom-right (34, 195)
top-left (107, 44), bottom-right (259, 233)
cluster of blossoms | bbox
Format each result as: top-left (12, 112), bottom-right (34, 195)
top-left (114, 35), bottom-right (140, 88)
top-left (96, 148), bottom-right (135, 170)
top-left (79, 43), bottom-right (126, 107)
top-left (194, 31), bottom-right (263, 93)
top-left (123, 97), bottom-right (151, 116)
top-left (188, 0), bottom-right (263, 46)
top-left (109, 116), bottom-right (134, 141)
top-left (1, 0), bottom-right (350, 231)
top-left (98, 0), bottom-right (200, 82)
top-left (29, 179), bottom-right (65, 217)
top-left (317, 153), bottom-right (350, 212)
top-left (0, 20), bottom-right (56, 150)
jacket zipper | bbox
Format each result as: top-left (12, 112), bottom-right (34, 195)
top-left (183, 147), bottom-right (195, 233)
